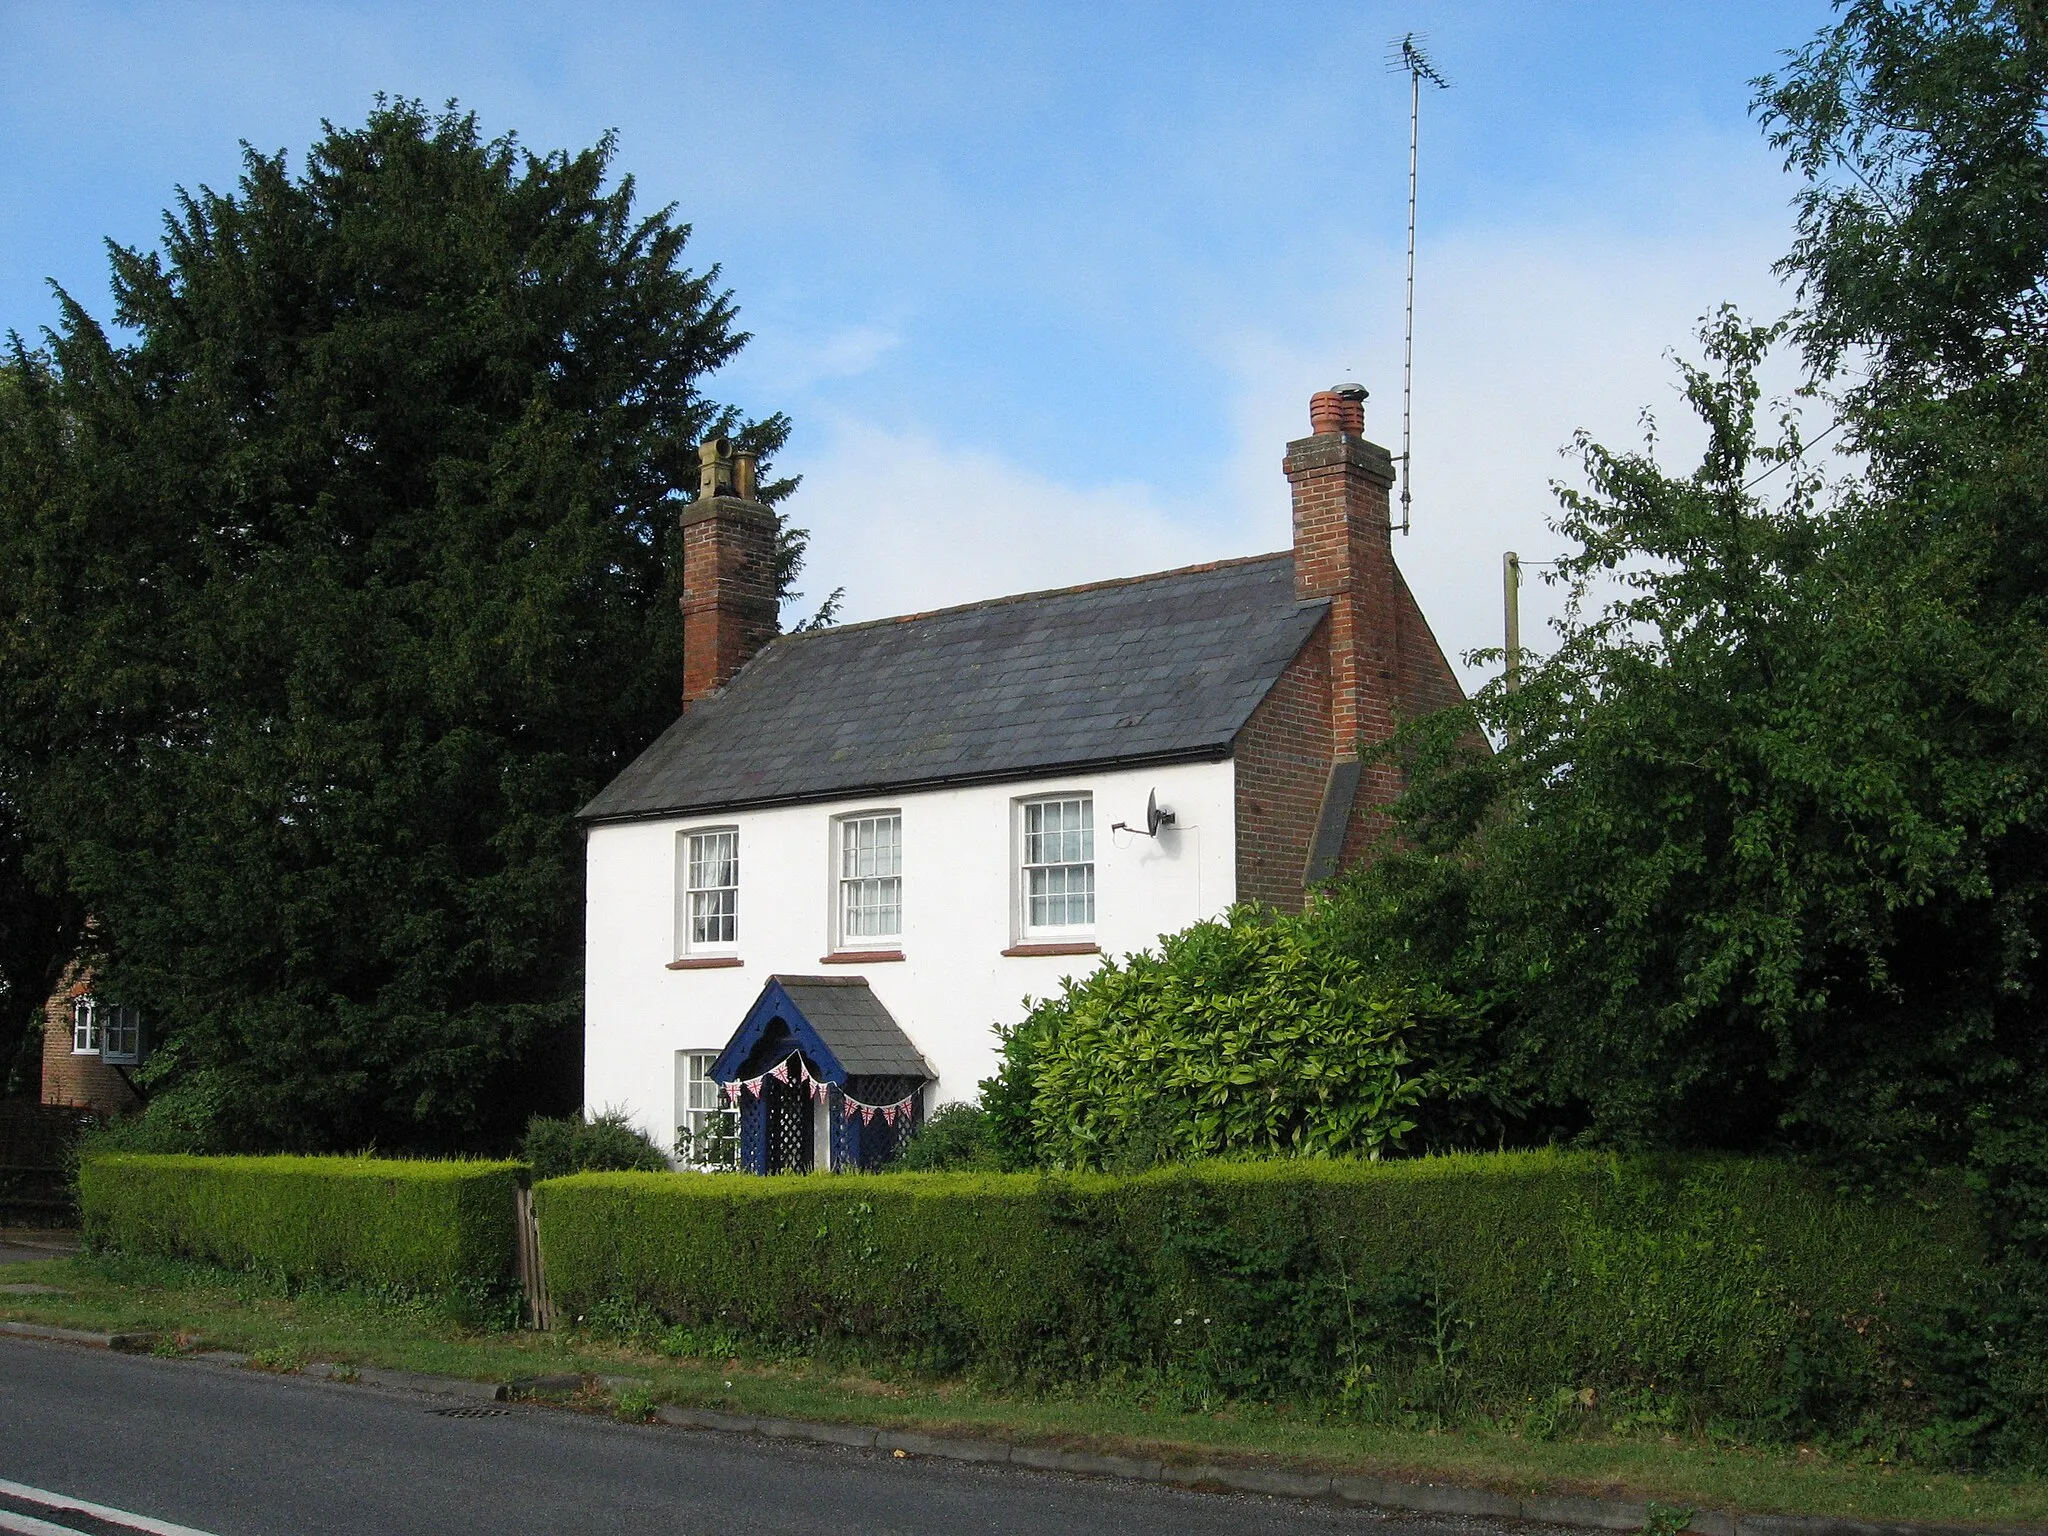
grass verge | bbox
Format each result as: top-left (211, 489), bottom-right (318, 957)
top-left (1, 1245), bottom-right (2043, 1528)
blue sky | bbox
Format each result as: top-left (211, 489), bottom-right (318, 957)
top-left (1, 1), bottom-right (1835, 683)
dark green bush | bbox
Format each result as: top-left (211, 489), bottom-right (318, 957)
top-left (892, 1103), bottom-right (1002, 1172)
top-left (534, 1150), bottom-right (1976, 1434)
top-left (983, 904), bottom-right (1487, 1172)
top-left (79, 1153), bottom-right (522, 1296)
top-left (521, 1111), bottom-right (670, 1181)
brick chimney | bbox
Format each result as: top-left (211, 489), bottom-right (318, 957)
top-left (1284, 384), bottom-right (1407, 874)
top-left (681, 437), bottom-right (779, 710)
top-left (1285, 384), bottom-right (1403, 750)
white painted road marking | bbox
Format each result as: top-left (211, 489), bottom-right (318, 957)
top-left (0, 1509), bottom-right (88, 1536)
top-left (0, 1479), bottom-right (222, 1536)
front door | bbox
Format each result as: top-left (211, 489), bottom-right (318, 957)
top-left (762, 1075), bottom-right (813, 1175)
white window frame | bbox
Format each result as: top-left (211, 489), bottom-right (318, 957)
top-left (1017, 793), bottom-right (1096, 938)
top-left (71, 997), bottom-right (98, 1055)
top-left (677, 825), bottom-right (740, 955)
top-left (831, 809), bottom-right (903, 951)
top-left (101, 1003), bottom-right (142, 1065)
top-left (675, 1050), bottom-right (736, 1165)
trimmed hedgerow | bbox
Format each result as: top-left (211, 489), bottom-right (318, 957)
top-left (535, 1150), bottom-right (1977, 1431)
top-left (79, 1153), bottom-right (522, 1295)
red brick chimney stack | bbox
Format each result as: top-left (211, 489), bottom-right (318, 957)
top-left (681, 437), bottom-right (780, 710)
top-left (1284, 384), bottom-right (1401, 764)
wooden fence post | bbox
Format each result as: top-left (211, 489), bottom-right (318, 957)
top-left (514, 1185), bottom-right (554, 1331)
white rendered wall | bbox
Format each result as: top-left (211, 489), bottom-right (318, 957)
top-left (582, 759), bottom-right (1237, 1153)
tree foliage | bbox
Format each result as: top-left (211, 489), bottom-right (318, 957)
top-left (0, 100), bottom-right (809, 1143)
top-left (1336, 0), bottom-right (2048, 1196)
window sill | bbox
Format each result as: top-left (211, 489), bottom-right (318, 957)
top-left (820, 950), bottom-right (905, 964)
top-left (667, 956), bottom-right (743, 970)
top-left (1002, 941), bottom-right (1101, 957)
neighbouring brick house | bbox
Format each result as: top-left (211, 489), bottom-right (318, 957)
top-left (579, 385), bottom-right (1469, 1173)
top-left (39, 964), bottom-right (145, 1117)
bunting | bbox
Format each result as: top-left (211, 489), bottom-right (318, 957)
top-left (713, 1052), bottom-right (919, 1127)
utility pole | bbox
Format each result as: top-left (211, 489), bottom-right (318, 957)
top-left (1388, 33), bottom-right (1449, 537)
top-left (1503, 550), bottom-right (1522, 693)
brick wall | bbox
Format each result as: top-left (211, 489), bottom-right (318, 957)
top-left (1234, 613), bottom-right (1333, 912)
top-left (39, 965), bottom-right (143, 1116)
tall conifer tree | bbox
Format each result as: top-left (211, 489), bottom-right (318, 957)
top-left (0, 100), bottom-right (812, 1146)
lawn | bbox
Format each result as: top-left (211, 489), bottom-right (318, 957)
top-left (3, 1244), bottom-right (2043, 1529)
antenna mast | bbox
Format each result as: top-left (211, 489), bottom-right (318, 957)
top-left (1388, 33), bottom-right (1448, 536)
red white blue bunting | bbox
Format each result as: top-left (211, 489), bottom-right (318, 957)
top-left (718, 1053), bottom-right (918, 1126)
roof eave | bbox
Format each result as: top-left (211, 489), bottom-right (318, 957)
top-left (577, 741), bottom-right (1235, 828)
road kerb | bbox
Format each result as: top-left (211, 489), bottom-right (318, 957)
top-left (0, 1326), bottom-right (2028, 1534)
top-left (1, 1319), bottom-right (157, 1352)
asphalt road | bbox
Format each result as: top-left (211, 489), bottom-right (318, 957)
top-left (0, 1337), bottom-right (1527, 1536)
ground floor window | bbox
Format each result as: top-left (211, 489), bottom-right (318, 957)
top-left (676, 1051), bottom-right (737, 1166)
top-left (72, 997), bottom-right (144, 1063)
top-left (101, 1003), bottom-right (142, 1064)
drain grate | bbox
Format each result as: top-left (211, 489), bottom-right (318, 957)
top-left (431, 1406), bottom-right (511, 1419)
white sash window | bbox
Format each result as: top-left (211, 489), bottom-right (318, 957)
top-left (1021, 795), bottom-right (1095, 934)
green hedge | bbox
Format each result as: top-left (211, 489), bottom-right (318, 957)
top-left (535, 1151), bottom-right (1979, 1427)
top-left (80, 1153), bottom-right (523, 1295)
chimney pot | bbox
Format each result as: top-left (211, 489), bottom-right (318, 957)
top-left (698, 436), bottom-right (735, 500)
top-left (732, 450), bottom-right (759, 502)
top-left (1308, 383), bottom-right (1368, 438)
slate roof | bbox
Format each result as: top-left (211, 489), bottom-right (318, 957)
top-left (581, 553), bottom-right (1328, 822)
top-left (772, 977), bottom-right (932, 1079)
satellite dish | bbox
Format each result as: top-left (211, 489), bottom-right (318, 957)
top-left (1146, 789), bottom-right (1176, 837)
top-left (1112, 790), bottom-right (1178, 838)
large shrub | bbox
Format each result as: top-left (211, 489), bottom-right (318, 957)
top-left (535, 1151), bottom-right (1976, 1438)
top-left (79, 1152), bottom-right (522, 1297)
top-left (891, 1102), bottom-right (1002, 1172)
top-left (521, 1111), bottom-right (670, 1181)
top-left (983, 904), bottom-right (1485, 1171)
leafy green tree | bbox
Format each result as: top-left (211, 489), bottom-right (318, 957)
top-left (1338, 2), bottom-right (2048, 1189)
top-left (0, 100), bottom-right (817, 1147)
top-left (1355, 307), bottom-right (2045, 1166)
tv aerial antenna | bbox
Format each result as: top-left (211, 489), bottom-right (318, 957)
top-left (1387, 32), bottom-right (1449, 536)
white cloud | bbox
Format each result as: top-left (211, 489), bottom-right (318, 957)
top-left (1207, 220), bottom-right (1808, 689)
top-left (780, 418), bottom-right (1233, 625)
top-left (783, 210), bottom-right (1813, 695)
top-left (734, 321), bottom-right (904, 396)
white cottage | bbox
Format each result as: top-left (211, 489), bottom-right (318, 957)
top-left (579, 385), bottom-right (1468, 1172)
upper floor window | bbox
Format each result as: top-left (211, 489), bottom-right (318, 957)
top-left (837, 812), bottom-right (902, 946)
top-left (1021, 795), bottom-right (1095, 934)
top-left (683, 828), bottom-right (739, 950)
top-left (71, 997), bottom-right (98, 1054)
